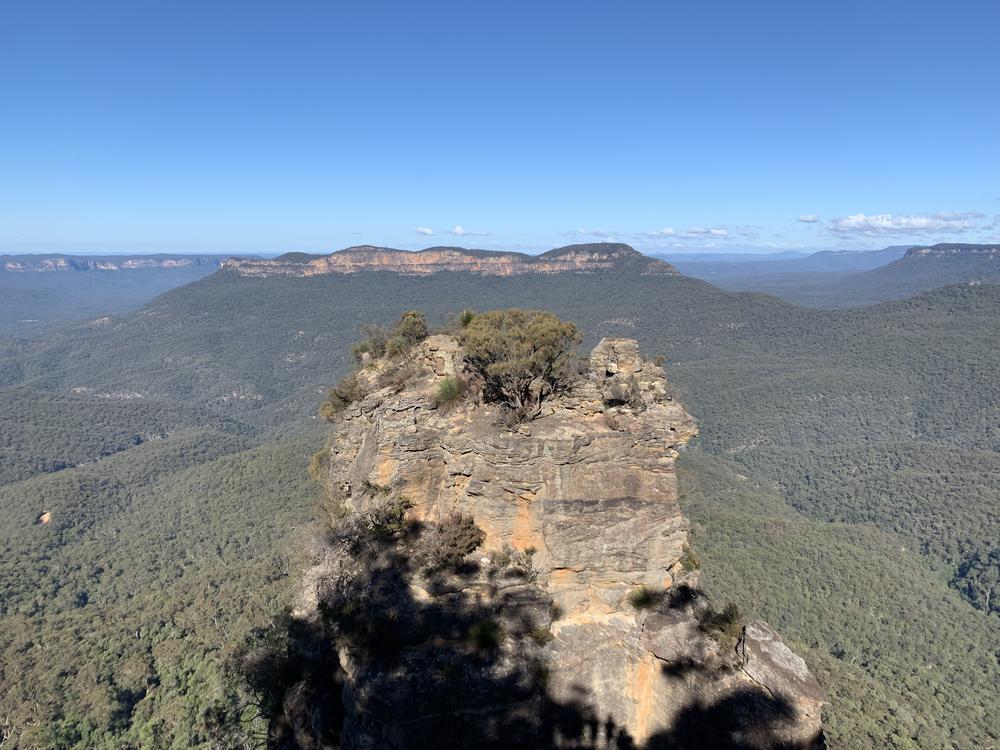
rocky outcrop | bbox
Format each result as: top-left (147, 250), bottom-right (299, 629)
top-left (223, 243), bottom-right (676, 277)
top-left (301, 335), bottom-right (823, 748)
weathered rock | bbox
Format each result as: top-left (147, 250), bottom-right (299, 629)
top-left (739, 621), bottom-right (826, 732)
top-left (329, 336), bottom-right (696, 617)
top-left (305, 334), bottom-right (824, 748)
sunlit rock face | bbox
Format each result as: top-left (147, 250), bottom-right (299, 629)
top-left (307, 335), bottom-right (824, 748)
top-left (906, 242), bottom-right (1000, 257)
top-left (223, 242), bottom-right (678, 277)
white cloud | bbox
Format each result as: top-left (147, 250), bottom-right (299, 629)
top-left (562, 228), bottom-right (615, 239)
top-left (798, 214), bottom-right (819, 223)
top-left (828, 211), bottom-right (985, 236)
top-left (415, 227), bottom-right (434, 236)
top-left (682, 227), bottom-right (729, 238)
top-left (633, 226), bottom-right (735, 243)
top-left (450, 224), bottom-right (490, 237)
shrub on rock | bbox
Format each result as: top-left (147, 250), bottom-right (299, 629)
top-left (460, 309), bottom-right (581, 414)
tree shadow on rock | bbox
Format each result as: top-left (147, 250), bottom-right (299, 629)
top-left (226, 504), bottom-right (823, 750)
top-left (645, 689), bottom-right (824, 750)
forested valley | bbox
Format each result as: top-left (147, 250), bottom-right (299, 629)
top-left (0, 267), bottom-right (997, 748)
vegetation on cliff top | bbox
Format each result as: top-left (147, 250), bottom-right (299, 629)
top-left (460, 309), bottom-right (581, 414)
top-left (321, 308), bottom-right (583, 421)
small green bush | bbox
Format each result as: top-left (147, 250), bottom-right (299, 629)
top-left (605, 375), bottom-right (645, 412)
top-left (435, 376), bottom-right (467, 408)
top-left (351, 312), bottom-right (427, 364)
top-left (396, 310), bottom-right (429, 344)
top-left (529, 627), bottom-right (554, 645)
top-left (424, 512), bottom-right (485, 571)
top-left (628, 585), bottom-right (663, 610)
top-left (320, 375), bottom-right (366, 420)
top-left (351, 340), bottom-right (373, 364)
top-left (354, 323), bottom-right (389, 362)
top-left (362, 497), bottom-right (413, 547)
top-left (458, 309), bottom-right (476, 327)
top-left (386, 335), bottom-right (409, 359)
top-left (467, 620), bottom-right (504, 650)
top-left (488, 544), bottom-right (536, 580)
top-left (699, 602), bottom-right (743, 650)
top-left (680, 544), bottom-right (701, 572)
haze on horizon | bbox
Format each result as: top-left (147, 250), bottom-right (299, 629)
top-left (2, 0), bottom-right (998, 256)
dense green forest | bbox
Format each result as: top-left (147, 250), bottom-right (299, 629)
top-left (0, 431), bottom-right (320, 748)
top-left (0, 266), bottom-right (997, 747)
top-left (0, 386), bottom-right (249, 485)
top-left (678, 448), bottom-right (998, 748)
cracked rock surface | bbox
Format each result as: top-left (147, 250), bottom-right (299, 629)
top-left (306, 334), bottom-right (824, 747)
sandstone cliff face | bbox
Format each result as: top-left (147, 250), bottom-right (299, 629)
top-left (223, 243), bottom-right (676, 277)
top-left (906, 243), bottom-right (1000, 257)
top-left (305, 335), bottom-right (823, 748)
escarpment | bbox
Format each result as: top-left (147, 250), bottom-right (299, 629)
top-left (905, 242), bottom-right (1000, 257)
top-left (222, 242), bottom-right (677, 277)
top-left (295, 331), bottom-right (824, 749)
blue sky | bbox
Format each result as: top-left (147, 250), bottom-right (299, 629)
top-left (2, 0), bottom-right (998, 255)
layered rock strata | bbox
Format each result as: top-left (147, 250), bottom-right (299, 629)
top-left (223, 243), bottom-right (676, 277)
top-left (304, 335), bottom-right (824, 748)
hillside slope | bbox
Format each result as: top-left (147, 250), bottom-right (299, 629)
top-left (0, 246), bottom-right (997, 746)
top-left (700, 243), bottom-right (999, 307)
top-left (815, 242), bottom-right (1000, 305)
top-left (670, 245), bottom-right (908, 280)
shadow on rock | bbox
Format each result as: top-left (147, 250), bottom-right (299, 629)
top-left (222, 503), bottom-right (823, 750)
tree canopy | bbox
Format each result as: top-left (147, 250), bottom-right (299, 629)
top-left (459, 309), bottom-right (581, 414)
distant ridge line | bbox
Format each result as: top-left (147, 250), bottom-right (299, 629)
top-left (906, 243), bottom-right (1000, 258)
top-left (1, 254), bottom-right (228, 273)
top-left (223, 242), bottom-right (677, 277)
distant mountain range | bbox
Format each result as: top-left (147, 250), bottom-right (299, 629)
top-left (224, 243), bottom-right (675, 277)
top-left (0, 253), bottom-right (230, 330)
top-left (653, 250), bottom-right (812, 263)
top-left (676, 243), bottom-right (999, 307)
top-left (664, 246), bottom-right (912, 280)
top-left (817, 242), bottom-right (1000, 305)
top-left (4, 243), bottom-right (996, 329)
top-left (0, 253), bottom-right (227, 273)
top-left (223, 241), bottom-right (998, 308)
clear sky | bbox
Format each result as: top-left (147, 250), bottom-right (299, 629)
top-left (2, 0), bottom-right (998, 255)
